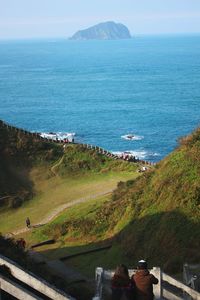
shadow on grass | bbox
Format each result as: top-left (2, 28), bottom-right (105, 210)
top-left (0, 159), bottom-right (34, 208)
top-left (40, 210), bottom-right (200, 277)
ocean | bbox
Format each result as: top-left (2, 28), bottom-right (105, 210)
top-left (0, 35), bottom-right (200, 162)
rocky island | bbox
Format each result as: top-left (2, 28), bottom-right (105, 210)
top-left (70, 21), bottom-right (131, 40)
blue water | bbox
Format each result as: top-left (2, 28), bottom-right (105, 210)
top-left (0, 35), bottom-right (200, 161)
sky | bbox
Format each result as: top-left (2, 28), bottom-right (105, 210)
top-left (1, 0), bottom-right (200, 39)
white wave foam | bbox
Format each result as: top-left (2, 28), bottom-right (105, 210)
top-left (121, 134), bottom-right (144, 141)
top-left (40, 132), bottom-right (75, 141)
top-left (112, 150), bottom-right (160, 160)
top-left (150, 152), bottom-right (160, 157)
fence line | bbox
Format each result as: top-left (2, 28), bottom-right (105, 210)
top-left (0, 119), bottom-right (156, 166)
top-left (93, 267), bottom-right (200, 300)
top-left (162, 272), bottom-right (200, 300)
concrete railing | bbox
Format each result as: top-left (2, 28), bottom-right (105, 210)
top-left (162, 272), bottom-right (200, 300)
top-left (0, 254), bottom-right (75, 300)
top-left (93, 267), bottom-right (200, 300)
top-left (0, 274), bottom-right (43, 300)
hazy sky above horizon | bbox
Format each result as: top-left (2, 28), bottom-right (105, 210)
top-left (1, 0), bottom-right (200, 39)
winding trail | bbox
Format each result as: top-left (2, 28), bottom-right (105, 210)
top-left (12, 188), bottom-right (113, 236)
top-left (50, 155), bottom-right (65, 177)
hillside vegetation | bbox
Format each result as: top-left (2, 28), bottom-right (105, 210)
top-left (0, 120), bottom-right (141, 299)
top-left (33, 128), bottom-right (200, 275)
top-left (2, 119), bottom-right (199, 276)
top-left (0, 120), bottom-right (137, 221)
top-left (0, 120), bottom-right (64, 208)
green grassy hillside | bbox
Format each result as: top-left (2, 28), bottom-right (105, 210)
top-left (0, 120), bottom-right (140, 299)
top-left (115, 128), bottom-right (200, 271)
top-left (31, 128), bottom-right (200, 275)
top-left (2, 120), bottom-right (199, 277)
top-left (0, 120), bottom-right (138, 233)
top-left (0, 120), bottom-right (137, 209)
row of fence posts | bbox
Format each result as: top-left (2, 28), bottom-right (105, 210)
top-left (0, 120), bottom-right (156, 166)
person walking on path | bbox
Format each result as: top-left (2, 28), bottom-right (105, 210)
top-left (111, 264), bottom-right (134, 300)
top-left (26, 217), bottom-right (31, 228)
top-left (131, 260), bottom-right (158, 300)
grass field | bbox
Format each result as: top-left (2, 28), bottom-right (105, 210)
top-left (21, 195), bottom-right (111, 251)
top-left (0, 169), bottom-right (138, 234)
top-left (20, 189), bottom-right (141, 280)
top-left (0, 168), bottom-right (139, 281)
top-left (18, 194), bottom-right (128, 278)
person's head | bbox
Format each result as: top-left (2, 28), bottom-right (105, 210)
top-left (115, 264), bottom-right (129, 277)
top-left (137, 260), bottom-right (148, 270)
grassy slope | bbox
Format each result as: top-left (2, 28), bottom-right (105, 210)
top-left (0, 122), bottom-right (140, 299)
top-left (0, 121), bottom-right (138, 233)
top-left (0, 172), bottom-right (136, 233)
top-left (4, 122), bottom-right (200, 279)
top-left (29, 128), bottom-right (200, 276)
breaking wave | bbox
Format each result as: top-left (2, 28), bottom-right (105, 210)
top-left (121, 134), bottom-right (144, 141)
top-left (112, 150), bottom-right (160, 160)
top-left (39, 132), bottom-right (75, 141)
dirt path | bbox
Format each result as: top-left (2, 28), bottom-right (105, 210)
top-left (50, 155), bottom-right (65, 177)
top-left (12, 189), bottom-right (113, 236)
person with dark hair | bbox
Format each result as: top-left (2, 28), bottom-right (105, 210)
top-left (26, 217), bottom-right (31, 228)
top-left (131, 260), bottom-right (158, 300)
top-left (111, 264), bottom-right (134, 300)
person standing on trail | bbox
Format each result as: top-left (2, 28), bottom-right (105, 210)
top-left (131, 260), bottom-right (158, 300)
top-left (26, 217), bottom-right (31, 228)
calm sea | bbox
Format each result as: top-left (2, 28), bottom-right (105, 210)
top-left (0, 35), bottom-right (200, 161)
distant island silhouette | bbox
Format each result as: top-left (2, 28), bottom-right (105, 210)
top-left (70, 21), bottom-right (131, 40)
